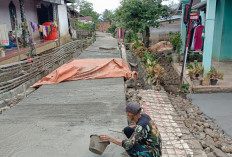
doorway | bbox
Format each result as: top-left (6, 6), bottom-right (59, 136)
top-left (37, 4), bottom-right (53, 25)
top-left (9, 1), bottom-right (17, 30)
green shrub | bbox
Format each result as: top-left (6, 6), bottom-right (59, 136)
top-left (169, 32), bottom-right (182, 54)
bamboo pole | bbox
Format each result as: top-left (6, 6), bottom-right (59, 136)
top-left (29, 21), bottom-right (37, 55)
top-left (15, 17), bottom-right (21, 61)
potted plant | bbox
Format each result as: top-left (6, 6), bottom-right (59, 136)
top-left (207, 67), bottom-right (224, 85)
top-left (187, 60), bottom-right (204, 86)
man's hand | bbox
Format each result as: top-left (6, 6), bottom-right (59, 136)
top-left (99, 134), bottom-right (111, 142)
top-left (99, 134), bottom-right (123, 147)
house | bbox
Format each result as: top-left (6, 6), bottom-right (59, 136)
top-left (0, 0), bottom-right (71, 65)
top-left (78, 16), bottom-right (92, 23)
top-left (98, 21), bottom-right (111, 33)
top-left (150, 15), bottom-right (182, 44)
top-left (180, 0), bottom-right (232, 76)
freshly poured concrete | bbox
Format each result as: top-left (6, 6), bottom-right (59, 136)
top-left (191, 93), bottom-right (232, 137)
top-left (0, 32), bottom-right (127, 157)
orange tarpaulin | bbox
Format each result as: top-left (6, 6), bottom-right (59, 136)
top-left (32, 59), bottom-right (136, 88)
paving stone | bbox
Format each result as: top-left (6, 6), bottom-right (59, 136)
top-left (139, 89), bottom-right (195, 156)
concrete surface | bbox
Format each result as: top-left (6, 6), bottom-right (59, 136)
top-left (77, 33), bottom-right (120, 59)
top-left (191, 93), bottom-right (232, 138)
top-left (0, 32), bottom-right (128, 157)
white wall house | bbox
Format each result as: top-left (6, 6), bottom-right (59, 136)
top-left (0, 0), bottom-right (70, 43)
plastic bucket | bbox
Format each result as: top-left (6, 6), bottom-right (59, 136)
top-left (89, 135), bottom-right (110, 155)
top-left (43, 22), bottom-right (57, 40)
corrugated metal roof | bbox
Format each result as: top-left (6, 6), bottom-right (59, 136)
top-left (157, 15), bottom-right (182, 22)
top-left (192, 0), bottom-right (201, 6)
top-left (42, 0), bottom-right (64, 4)
top-left (192, 1), bottom-right (207, 10)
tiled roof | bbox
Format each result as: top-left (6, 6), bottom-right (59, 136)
top-left (79, 16), bottom-right (92, 21)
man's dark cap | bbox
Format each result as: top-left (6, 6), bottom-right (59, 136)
top-left (125, 102), bottom-right (141, 114)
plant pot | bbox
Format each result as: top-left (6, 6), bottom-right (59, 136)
top-left (192, 79), bottom-right (202, 86)
top-left (172, 53), bottom-right (179, 63)
top-left (210, 79), bottom-right (218, 85)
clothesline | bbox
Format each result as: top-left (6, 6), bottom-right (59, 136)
top-left (189, 23), bottom-right (204, 51)
top-left (18, 21), bottom-right (58, 37)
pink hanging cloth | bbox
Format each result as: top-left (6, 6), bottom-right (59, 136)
top-left (118, 28), bottom-right (121, 39)
top-left (194, 25), bottom-right (204, 50)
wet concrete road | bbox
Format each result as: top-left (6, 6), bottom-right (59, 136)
top-left (191, 93), bottom-right (232, 137)
top-left (0, 32), bottom-right (127, 157)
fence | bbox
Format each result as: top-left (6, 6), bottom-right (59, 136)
top-left (0, 38), bottom-right (93, 94)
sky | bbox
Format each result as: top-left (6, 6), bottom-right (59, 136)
top-left (87, 0), bottom-right (180, 14)
top-left (87, 0), bottom-right (121, 14)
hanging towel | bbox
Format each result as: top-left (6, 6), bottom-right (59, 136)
top-left (194, 25), bottom-right (204, 50)
top-left (39, 25), bottom-right (43, 32)
top-left (0, 24), bottom-right (9, 46)
top-left (42, 26), bottom-right (47, 37)
top-left (34, 23), bottom-right (38, 32)
top-left (47, 26), bottom-right (51, 35)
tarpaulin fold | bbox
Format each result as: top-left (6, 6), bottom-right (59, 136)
top-left (32, 58), bottom-right (136, 88)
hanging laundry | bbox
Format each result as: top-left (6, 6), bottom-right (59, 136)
top-left (21, 22), bottom-right (27, 30)
top-left (30, 22), bottom-right (38, 32)
top-left (50, 25), bottom-right (53, 35)
top-left (53, 21), bottom-right (58, 28)
top-left (34, 23), bottom-right (38, 32)
top-left (42, 26), bottom-right (47, 37)
top-left (201, 27), bottom-right (205, 40)
top-left (39, 25), bottom-right (42, 32)
top-left (190, 27), bottom-right (197, 50)
top-left (30, 22), bottom-right (34, 31)
top-left (189, 26), bottom-right (196, 48)
top-left (47, 25), bottom-right (51, 35)
top-left (194, 25), bottom-right (204, 50)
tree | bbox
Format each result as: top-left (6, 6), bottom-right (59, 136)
top-left (79, 0), bottom-right (100, 23)
top-left (115, 0), bottom-right (169, 47)
top-left (102, 9), bottom-right (114, 23)
top-left (19, 0), bottom-right (29, 46)
top-left (79, 0), bottom-right (93, 15)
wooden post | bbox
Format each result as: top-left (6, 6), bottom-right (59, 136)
top-left (15, 17), bottom-right (21, 61)
top-left (29, 21), bottom-right (37, 55)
